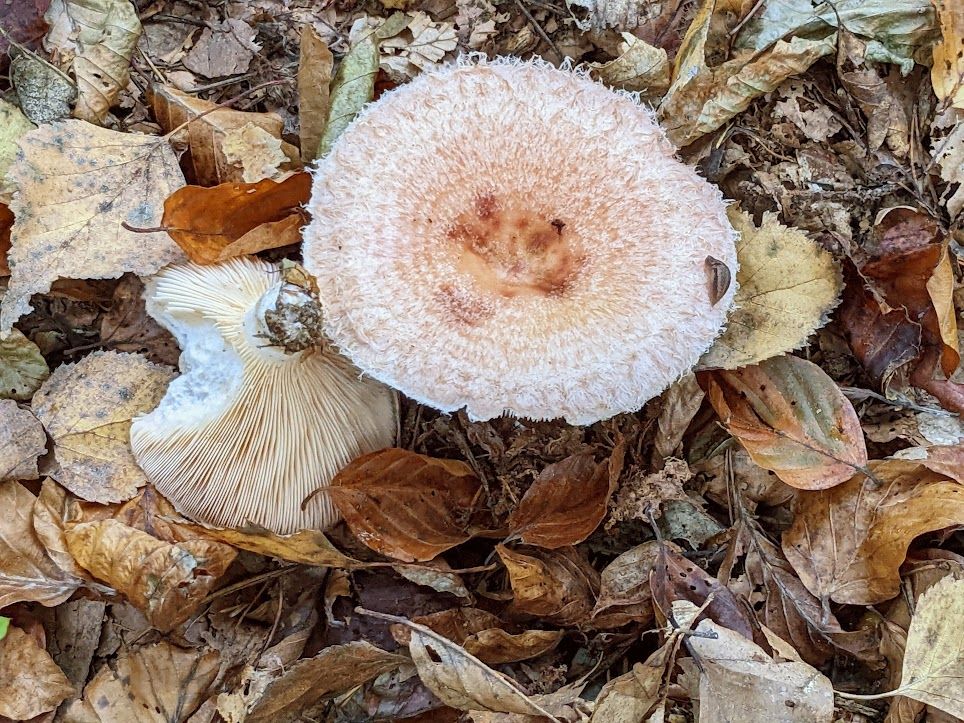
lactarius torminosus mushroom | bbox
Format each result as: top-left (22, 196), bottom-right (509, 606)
top-left (130, 258), bottom-right (397, 533)
top-left (303, 59), bottom-right (738, 424)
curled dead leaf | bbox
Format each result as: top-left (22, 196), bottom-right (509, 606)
top-left (497, 544), bottom-right (598, 627)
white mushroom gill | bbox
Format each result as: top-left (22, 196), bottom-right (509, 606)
top-left (130, 257), bottom-right (397, 534)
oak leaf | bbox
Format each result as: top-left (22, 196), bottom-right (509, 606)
top-left (31, 351), bottom-right (174, 503)
top-left (0, 120), bottom-right (185, 333)
top-left (330, 448), bottom-right (482, 563)
top-left (703, 354), bottom-right (867, 490)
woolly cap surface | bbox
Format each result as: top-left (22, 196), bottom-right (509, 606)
top-left (304, 59), bottom-right (738, 425)
top-left (130, 258), bottom-right (397, 533)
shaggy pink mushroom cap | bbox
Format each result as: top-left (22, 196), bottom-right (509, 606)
top-left (304, 58), bottom-right (738, 424)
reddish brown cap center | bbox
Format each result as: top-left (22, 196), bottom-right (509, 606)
top-left (446, 194), bottom-right (584, 299)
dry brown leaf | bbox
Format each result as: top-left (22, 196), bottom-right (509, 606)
top-left (241, 641), bottom-right (408, 723)
top-left (463, 628), bottom-right (563, 665)
top-left (0, 481), bottom-right (82, 608)
top-left (64, 518), bottom-right (236, 631)
top-left (932, 0), bottom-right (964, 109)
top-left (31, 351), bottom-right (174, 503)
top-left (651, 541), bottom-right (756, 643)
top-left (589, 33), bottom-right (669, 96)
top-left (392, 607), bottom-right (504, 646)
top-left (506, 449), bottom-right (616, 549)
top-left (393, 559), bottom-right (473, 599)
top-left (701, 209), bottom-right (842, 369)
top-left (161, 173), bottom-right (310, 264)
top-left (497, 544), bottom-right (598, 627)
top-left (43, 0), bottom-right (141, 123)
top-left (32, 478), bottom-right (93, 581)
top-left (0, 625), bottom-right (73, 719)
top-left (152, 85), bottom-right (297, 186)
top-left (181, 522), bottom-right (368, 569)
top-left (182, 18), bottom-right (258, 79)
top-left (298, 25), bottom-right (334, 163)
top-left (0, 120), bottom-right (185, 333)
top-left (783, 445), bottom-right (964, 605)
top-left (65, 641), bottom-right (219, 722)
top-left (591, 541), bottom-right (659, 629)
top-left (0, 398), bottom-right (46, 481)
top-left (215, 213), bottom-right (304, 261)
top-left (590, 643), bottom-right (673, 723)
top-left (686, 616), bottom-right (834, 722)
top-left (931, 108), bottom-right (964, 219)
top-left (380, 611), bottom-right (561, 718)
top-left (703, 354), bottom-right (867, 490)
top-left (99, 275), bottom-right (180, 366)
top-left (330, 448), bottom-right (482, 563)
top-left (653, 373), bottom-right (704, 461)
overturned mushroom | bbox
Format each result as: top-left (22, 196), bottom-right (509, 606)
top-left (130, 258), bottom-right (397, 533)
top-left (304, 58), bottom-right (738, 425)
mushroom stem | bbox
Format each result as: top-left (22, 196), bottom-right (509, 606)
top-left (256, 265), bottom-right (329, 354)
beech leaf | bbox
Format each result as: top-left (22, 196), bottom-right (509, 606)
top-left (703, 354), bottom-right (868, 490)
top-left (330, 448), bottom-right (482, 563)
top-left (783, 445), bottom-right (964, 605)
top-left (497, 544), bottom-right (598, 627)
top-left (701, 209), bottom-right (842, 370)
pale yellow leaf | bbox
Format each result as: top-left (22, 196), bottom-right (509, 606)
top-left (31, 351), bottom-right (174, 503)
top-left (0, 328), bottom-right (49, 400)
top-left (0, 626), bottom-right (73, 719)
top-left (895, 575), bottom-right (964, 717)
top-left (43, 0), bottom-right (142, 123)
top-left (933, 0), bottom-right (964, 109)
top-left (0, 120), bottom-right (185, 333)
top-left (701, 209), bottom-right (842, 369)
top-left (0, 99), bottom-right (34, 199)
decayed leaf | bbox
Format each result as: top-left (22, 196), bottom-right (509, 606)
top-left (383, 611), bottom-right (561, 718)
top-left (0, 481), bottom-right (82, 608)
top-left (183, 522), bottom-right (367, 569)
top-left (893, 575), bottom-right (964, 717)
top-left (931, 108), bottom-right (964, 219)
top-left (221, 123), bottom-right (290, 183)
top-left (66, 641), bottom-right (219, 722)
top-left (298, 25), bottom-right (334, 163)
top-left (0, 625), bottom-right (73, 719)
top-left (653, 373), bottom-right (704, 461)
top-left (240, 641), bottom-right (408, 723)
top-left (591, 541), bottom-right (659, 629)
top-left (318, 31), bottom-right (378, 158)
top-left (161, 173), bottom-right (310, 264)
top-left (31, 351), bottom-right (174, 503)
top-left (0, 398), bottom-right (46, 481)
top-left (0, 120), bottom-right (185, 332)
top-left (0, 99), bottom-right (34, 198)
top-left (463, 629), bottom-right (563, 665)
top-left (43, 0), bottom-right (141, 123)
top-left (590, 33), bottom-right (669, 96)
top-left (498, 544), bottom-right (598, 627)
top-left (933, 0), bottom-right (964, 109)
top-left (182, 18), bottom-right (259, 79)
top-left (152, 85), bottom-right (298, 186)
top-left (783, 445), bottom-right (964, 605)
top-left (651, 541), bottom-right (756, 642)
top-left (0, 328), bottom-right (49, 400)
top-left (507, 450), bottom-right (616, 548)
top-left (330, 448), bottom-right (482, 563)
top-left (701, 209), bottom-right (842, 369)
top-left (65, 518), bottom-right (236, 631)
top-left (687, 617), bottom-right (834, 722)
top-left (703, 354), bottom-right (867, 490)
